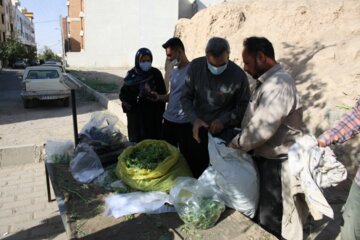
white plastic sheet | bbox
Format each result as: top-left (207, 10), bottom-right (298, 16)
top-left (105, 191), bottom-right (170, 218)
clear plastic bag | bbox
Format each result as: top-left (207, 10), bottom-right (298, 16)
top-left (79, 112), bottom-right (128, 155)
top-left (93, 166), bottom-right (127, 191)
top-left (45, 139), bottom-right (74, 164)
top-left (169, 177), bottom-right (225, 229)
top-left (70, 143), bottom-right (104, 183)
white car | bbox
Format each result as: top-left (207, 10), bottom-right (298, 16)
top-left (21, 66), bottom-right (71, 108)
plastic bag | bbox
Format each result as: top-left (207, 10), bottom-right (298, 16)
top-left (115, 140), bottom-right (192, 192)
top-left (170, 177), bottom-right (225, 229)
top-left (70, 143), bottom-right (104, 183)
top-left (203, 134), bottom-right (259, 218)
top-left (79, 112), bottom-right (128, 155)
top-left (45, 139), bottom-right (74, 164)
top-left (93, 166), bottom-right (124, 191)
top-left (105, 191), bottom-right (170, 218)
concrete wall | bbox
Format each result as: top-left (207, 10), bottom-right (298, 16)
top-left (66, 0), bottom-right (179, 69)
top-left (196, 0), bottom-right (224, 10)
top-left (179, 0), bottom-right (196, 19)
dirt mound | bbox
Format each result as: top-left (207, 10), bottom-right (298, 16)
top-left (175, 0), bottom-right (360, 174)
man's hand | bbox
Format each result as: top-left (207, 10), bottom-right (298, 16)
top-left (209, 119), bottom-right (224, 134)
top-left (150, 91), bottom-right (168, 102)
top-left (228, 142), bottom-right (238, 149)
top-left (149, 91), bottom-right (160, 101)
top-left (317, 139), bottom-right (327, 148)
top-left (193, 118), bottom-right (209, 143)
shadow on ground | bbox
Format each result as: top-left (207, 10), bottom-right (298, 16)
top-left (3, 215), bottom-right (65, 240)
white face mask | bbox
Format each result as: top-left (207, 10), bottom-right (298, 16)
top-left (171, 58), bottom-right (180, 66)
top-left (207, 62), bottom-right (228, 75)
top-left (170, 51), bottom-right (181, 66)
top-left (139, 62), bottom-right (152, 72)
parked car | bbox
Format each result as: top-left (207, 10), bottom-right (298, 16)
top-left (13, 60), bottom-right (27, 69)
top-left (44, 60), bottom-right (62, 66)
top-left (21, 66), bottom-right (71, 108)
top-left (41, 64), bottom-right (65, 73)
top-left (29, 60), bottom-right (40, 66)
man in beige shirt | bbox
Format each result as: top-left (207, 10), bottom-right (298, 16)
top-left (230, 37), bottom-right (304, 239)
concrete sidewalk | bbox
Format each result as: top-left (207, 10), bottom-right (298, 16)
top-left (0, 163), bottom-right (66, 240)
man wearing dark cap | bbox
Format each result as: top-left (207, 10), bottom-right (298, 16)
top-left (151, 37), bottom-right (195, 173)
top-left (181, 37), bottom-right (250, 177)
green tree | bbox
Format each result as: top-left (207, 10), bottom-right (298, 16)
top-left (38, 46), bottom-right (62, 62)
top-left (0, 37), bottom-right (27, 66)
top-left (25, 45), bottom-right (37, 62)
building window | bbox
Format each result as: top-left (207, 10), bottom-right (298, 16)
top-left (1, 14), bottom-right (4, 25)
top-left (2, 32), bottom-right (5, 41)
top-left (0, 0), bottom-right (3, 6)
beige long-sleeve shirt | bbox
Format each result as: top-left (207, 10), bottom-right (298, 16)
top-left (231, 64), bottom-right (303, 159)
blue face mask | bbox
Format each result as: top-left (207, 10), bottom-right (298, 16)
top-left (207, 62), bottom-right (228, 75)
top-left (139, 62), bottom-right (152, 72)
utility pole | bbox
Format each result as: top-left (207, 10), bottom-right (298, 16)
top-left (59, 15), bottom-right (66, 67)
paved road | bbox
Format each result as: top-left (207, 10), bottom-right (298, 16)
top-left (0, 69), bottom-right (104, 147)
top-left (0, 69), bottom-right (23, 110)
top-left (0, 69), bottom-right (22, 91)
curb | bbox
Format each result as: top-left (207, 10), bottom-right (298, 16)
top-left (0, 144), bottom-right (43, 167)
top-left (67, 73), bottom-right (128, 131)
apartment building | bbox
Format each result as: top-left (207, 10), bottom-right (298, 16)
top-left (64, 0), bottom-right (198, 68)
top-left (15, 8), bottom-right (35, 46)
top-left (3, 0), bottom-right (14, 39)
top-left (12, 0), bottom-right (35, 47)
top-left (0, 0), bottom-right (5, 42)
top-left (65, 0), bottom-right (84, 52)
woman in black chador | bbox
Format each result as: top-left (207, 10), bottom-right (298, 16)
top-left (119, 48), bottom-right (166, 142)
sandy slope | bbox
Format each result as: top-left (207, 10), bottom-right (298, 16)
top-left (175, 0), bottom-right (360, 174)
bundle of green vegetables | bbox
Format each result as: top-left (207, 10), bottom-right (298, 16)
top-left (50, 154), bottom-right (71, 164)
top-left (124, 143), bottom-right (171, 170)
top-left (177, 197), bottom-right (225, 229)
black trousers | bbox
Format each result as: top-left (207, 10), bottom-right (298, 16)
top-left (254, 156), bottom-right (284, 239)
top-left (126, 112), bottom-right (143, 142)
top-left (162, 120), bottom-right (209, 178)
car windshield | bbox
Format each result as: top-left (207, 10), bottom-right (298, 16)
top-left (26, 70), bottom-right (60, 79)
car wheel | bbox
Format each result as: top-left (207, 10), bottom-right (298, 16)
top-left (63, 97), bottom-right (70, 107)
top-left (23, 99), bottom-right (32, 108)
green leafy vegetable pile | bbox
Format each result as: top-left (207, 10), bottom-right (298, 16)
top-left (177, 197), bottom-right (225, 229)
top-left (125, 143), bottom-right (171, 170)
top-left (51, 154), bottom-right (71, 164)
